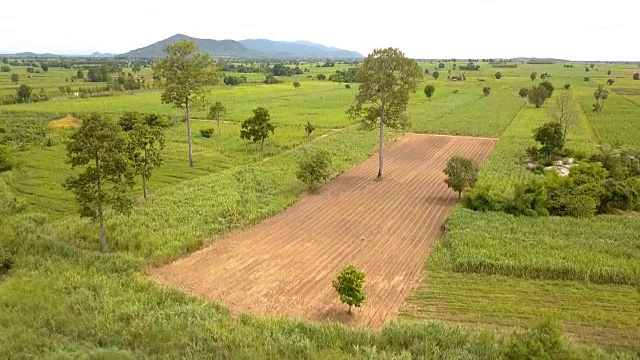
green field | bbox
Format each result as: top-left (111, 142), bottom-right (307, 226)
top-left (1, 58), bottom-right (640, 358)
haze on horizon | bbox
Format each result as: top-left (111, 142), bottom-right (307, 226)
top-left (1, 0), bottom-right (638, 61)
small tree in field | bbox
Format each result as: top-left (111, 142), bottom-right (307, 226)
top-left (240, 107), bottom-right (275, 152)
top-left (127, 120), bottom-right (165, 200)
top-left (332, 264), bottom-right (366, 314)
top-left (528, 85), bottom-right (549, 108)
top-left (539, 81), bottom-right (554, 98)
top-left (153, 40), bottom-right (222, 167)
top-left (296, 147), bottom-right (332, 191)
top-left (495, 71), bottom-right (502, 79)
top-left (10, 73), bottom-right (19, 83)
top-left (530, 72), bottom-right (537, 81)
top-left (483, 86), bottom-right (491, 97)
top-left (64, 113), bottom-right (134, 251)
top-left (208, 101), bottom-right (226, 136)
top-left (564, 84), bottom-right (571, 90)
top-left (293, 81), bottom-right (300, 89)
top-left (519, 88), bottom-right (529, 98)
top-left (549, 92), bottom-right (578, 142)
top-left (443, 156), bottom-right (478, 199)
top-left (432, 71), bottom-right (440, 80)
top-left (593, 85), bottom-right (609, 113)
top-left (16, 84), bottom-right (32, 103)
top-left (424, 84), bottom-right (435, 99)
top-left (607, 79), bottom-right (615, 86)
top-left (534, 122), bottom-right (564, 162)
top-left (634, 73), bottom-right (640, 80)
top-left (304, 121), bottom-right (315, 139)
top-left (607, 70), bottom-right (611, 75)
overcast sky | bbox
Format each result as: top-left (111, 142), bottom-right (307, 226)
top-left (1, 0), bottom-right (637, 61)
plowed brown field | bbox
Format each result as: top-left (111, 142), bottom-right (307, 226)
top-left (152, 134), bottom-right (496, 327)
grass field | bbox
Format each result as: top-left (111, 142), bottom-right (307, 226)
top-left (1, 58), bottom-right (640, 358)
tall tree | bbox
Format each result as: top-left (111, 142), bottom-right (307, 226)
top-left (208, 101), bottom-right (227, 136)
top-left (153, 40), bottom-right (221, 167)
top-left (240, 107), bottom-right (275, 153)
top-left (593, 85), bottom-right (609, 113)
top-left (347, 48), bottom-right (422, 179)
top-left (128, 120), bottom-right (165, 200)
top-left (64, 114), bottom-right (134, 251)
top-left (443, 156), bottom-right (479, 199)
top-left (549, 92), bottom-right (578, 141)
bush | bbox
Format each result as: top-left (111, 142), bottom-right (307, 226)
top-left (528, 85), bottom-right (549, 108)
top-left (0, 66), bottom-right (9, 72)
top-left (316, 74), bottom-right (326, 81)
top-left (633, 72), bottom-right (639, 80)
top-left (583, 77), bottom-right (590, 82)
top-left (564, 84), bottom-right (571, 89)
top-left (482, 87), bottom-right (491, 96)
top-left (539, 81), bottom-right (554, 98)
top-left (423, 84), bottom-right (435, 99)
top-left (607, 79), bottom-right (615, 85)
top-left (600, 178), bottom-right (640, 212)
top-left (518, 88), bottom-right (528, 98)
top-left (462, 185), bottom-right (505, 211)
top-left (200, 128), bottom-right (215, 138)
top-left (0, 145), bottom-right (13, 172)
top-left (344, 84), bottom-right (351, 89)
top-left (503, 321), bottom-right (573, 360)
top-left (534, 122), bottom-right (564, 161)
top-left (10, 73), bottom-right (18, 83)
top-left (296, 147), bottom-right (332, 191)
top-left (504, 181), bottom-right (549, 217)
top-left (495, 71), bottom-right (502, 79)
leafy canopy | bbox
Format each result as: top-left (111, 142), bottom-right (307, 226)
top-left (64, 113), bottom-right (134, 220)
top-left (332, 264), bottom-right (366, 313)
top-left (424, 84), bottom-right (436, 99)
top-left (153, 40), bottom-right (221, 108)
top-left (240, 107), bottom-right (275, 150)
top-left (534, 121), bottom-right (564, 160)
top-left (444, 156), bottom-right (479, 199)
top-left (347, 47), bottom-right (422, 130)
top-left (296, 147), bottom-right (332, 191)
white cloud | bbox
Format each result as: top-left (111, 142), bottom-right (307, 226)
top-left (1, 0), bottom-right (638, 61)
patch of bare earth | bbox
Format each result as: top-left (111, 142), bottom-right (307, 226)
top-left (152, 134), bottom-right (496, 328)
top-left (48, 115), bottom-right (79, 129)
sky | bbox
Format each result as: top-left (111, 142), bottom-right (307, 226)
top-left (1, 0), bottom-right (638, 61)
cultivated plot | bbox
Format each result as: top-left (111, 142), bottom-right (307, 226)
top-left (153, 134), bottom-right (496, 327)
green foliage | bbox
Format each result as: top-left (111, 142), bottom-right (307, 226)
top-left (296, 147), bottom-right (332, 191)
top-left (539, 81), bottom-right (554, 98)
top-left (530, 72), bottom-right (537, 81)
top-left (518, 88), bottom-right (528, 98)
top-left (432, 71), bottom-right (440, 80)
top-left (240, 107), bottom-right (275, 152)
top-left (462, 184), bottom-right (505, 211)
top-left (503, 321), bottom-right (572, 360)
top-left (607, 78), bottom-right (615, 85)
top-left (304, 121), bottom-right (315, 138)
top-left (534, 122), bottom-right (564, 161)
top-left (10, 73), bottom-right (18, 83)
top-left (264, 74), bottom-right (283, 84)
top-left (332, 264), bottom-right (366, 313)
top-left (207, 101), bottom-right (226, 136)
top-left (127, 120), bottom-right (165, 199)
top-left (584, 76), bottom-right (590, 82)
top-left (423, 84), bottom-right (435, 99)
top-left (494, 71), bottom-right (502, 79)
top-left (64, 113), bottom-right (135, 250)
top-left (16, 84), bottom-right (32, 103)
top-left (292, 81), bottom-right (300, 89)
top-left (504, 180), bottom-right (549, 217)
top-left (482, 87), bottom-right (491, 97)
top-left (0, 145), bottom-right (13, 172)
top-left (316, 73), bottom-right (326, 81)
top-left (200, 128), bottom-right (214, 138)
top-left (444, 156), bottom-right (479, 199)
top-left (633, 72), bottom-right (639, 80)
top-left (528, 85), bottom-right (549, 108)
top-left (0, 66), bottom-right (9, 72)
top-left (564, 84), bottom-right (571, 89)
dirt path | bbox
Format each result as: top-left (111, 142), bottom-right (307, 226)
top-left (152, 134), bottom-right (496, 328)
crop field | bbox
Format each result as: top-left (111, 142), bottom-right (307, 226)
top-left (153, 134), bottom-right (496, 328)
top-left (2, 56), bottom-right (640, 358)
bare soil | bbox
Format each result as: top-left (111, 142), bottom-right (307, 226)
top-left (152, 134), bottom-right (496, 328)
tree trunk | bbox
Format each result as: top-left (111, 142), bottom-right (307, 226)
top-left (348, 305), bottom-right (351, 314)
top-left (186, 97), bottom-right (194, 167)
top-left (378, 94), bottom-right (386, 179)
top-left (260, 137), bottom-right (265, 153)
top-left (142, 148), bottom-right (148, 200)
top-left (458, 191), bottom-right (462, 200)
top-left (600, 99), bottom-right (605, 112)
top-left (217, 117), bottom-right (221, 136)
top-left (96, 155), bottom-right (106, 252)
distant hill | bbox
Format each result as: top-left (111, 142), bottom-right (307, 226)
top-left (90, 52), bottom-right (115, 58)
top-left (239, 39), bottom-right (363, 59)
top-left (121, 34), bottom-right (363, 60)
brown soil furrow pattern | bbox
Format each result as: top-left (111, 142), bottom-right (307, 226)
top-left (152, 134), bottom-right (496, 328)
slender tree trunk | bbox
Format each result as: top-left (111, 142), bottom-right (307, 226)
top-left (186, 97), bottom-right (194, 167)
top-left (348, 305), bottom-right (351, 314)
top-left (96, 155), bottom-right (106, 252)
top-left (600, 99), bottom-right (605, 112)
top-left (217, 117), bottom-right (221, 136)
top-left (142, 148), bottom-right (148, 200)
top-left (378, 94), bottom-right (386, 179)
top-left (260, 137), bottom-right (265, 153)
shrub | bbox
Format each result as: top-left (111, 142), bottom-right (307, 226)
top-left (443, 156), bottom-right (478, 199)
top-left (503, 321), bottom-right (572, 360)
top-left (564, 84), bottom-right (571, 90)
top-left (432, 71), bottom-right (440, 80)
top-left (504, 181), bottom-right (549, 217)
top-left (332, 264), bottom-right (366, 314)
top-left (0, 66), bottom-right (9, 72)
top-left (495, 71), bottom-right (502, 79)
top-left (292, 81), bottom-right (300, 89)
top-left (10, 73), bottom-right (18, 83)
top-left (600, 179), bottom-right (640, 212)
top-left (482, 87), bottom-right (491, 96)
top-left (344, 84), bottom-right (351, 89)
top-left (534, 122), bottom-right (564, 161)
top-left (462, 185), bottom-right (505, 211)
top-left (528, 85), bottom-right (549, 108)
top-left (539, 81), bottom-right (554, 98)
top-left (296, 147), bottom-right (332, 191)
top-left (316, 74), bottom-right (326, 81)
top-left (584, 76), bottom-right (590, 82)
top-left (200, 128), bottom-right (215, 138)
top-left (518, 88), bottom-right (529, 98)
top-left (607, 79), bottom-right (615, 85)
top-left (423, 84), bottom-right (435, 99)
top-left (0, 145), bottom-right (13, 172)
top-left (634, 72), bottom-right (640, 80)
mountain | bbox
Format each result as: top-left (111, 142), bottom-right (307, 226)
top-left (90, 52), bottom-right (115, 58)
top-left (120, 34), bottom-right (363, 59)
top-left (239, 39), bottom-right (363, 59)
top-left (122, 34), bottom-right (263, 59)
